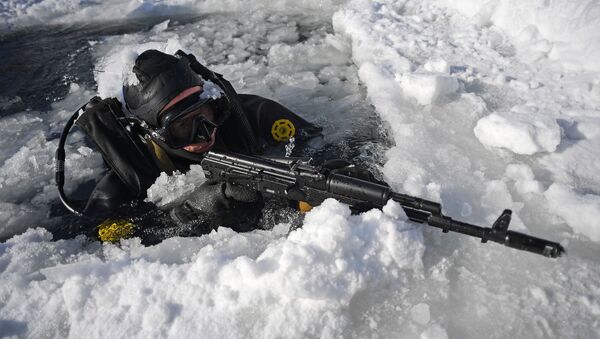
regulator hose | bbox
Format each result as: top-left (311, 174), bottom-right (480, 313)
top-left (55, 103), bottom-right (87, 216)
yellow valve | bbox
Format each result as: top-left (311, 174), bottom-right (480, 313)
top-left (271, 119), bottom-right (296, 142)
top-left (97, 219), bottom-right (135, 243)
top-left (298, 201), bottom-right (313, 213)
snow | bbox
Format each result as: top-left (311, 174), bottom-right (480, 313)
top-left (399, 73), bottom-right (460, 106)
top-left (145, 165), bottom-right (207, 209)
top-left (121, 50), bottom-right (141, 87)
top-left (421, 324), bottom-right (449, 339)
top-left (198, 80), bottom-right (224, 101)
top-left (97, 43), bottom-right (168, 102)
top-left (151, 19), bottom-right (170, 34)
top-left (438, 0), bottom-right (600, 72)
top-left (1, 0), bottom-right (600, 338)
top-left (411, 303), bottom-right (431, 325)
top-left (505, 164), bottom-right (543, 195)
top-left (545, 183), bottom-right (600, 242)
top-left (0, 84), bottom-right (104, 239)
top-left (473, 109), bottom-right (561, 155)
top-left (0, 0), bottom-right (346, 32)
top-left (1, 200), bottom-right (423, 338)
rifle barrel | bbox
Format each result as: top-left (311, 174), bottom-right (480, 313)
top-left (427, 215), bottom-right (565, 258)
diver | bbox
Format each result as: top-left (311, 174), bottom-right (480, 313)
top-left (57, 49), bottom-right (323, 239)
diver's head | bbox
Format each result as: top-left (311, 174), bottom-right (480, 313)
top-left (123, 49), bottom-right (228, 153)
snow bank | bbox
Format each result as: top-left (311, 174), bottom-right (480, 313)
top-left (333, 2), bottom-right (486, 203)
top-left (334, 0), bottom-right (600, 242)
top-left (438, 0), bottom-right (600, 72)
top-left (0, 200), bottom-right (423, 338)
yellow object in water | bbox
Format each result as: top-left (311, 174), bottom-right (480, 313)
top-left (298, 201), bottom-right (313, 213)
top-left (97, 219), bottom-right (135, 243)
top-left (271, 119), bottom-right (296, 142)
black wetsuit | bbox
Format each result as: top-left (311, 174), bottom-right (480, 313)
top-left (83, 94), bottom-right (322, 232)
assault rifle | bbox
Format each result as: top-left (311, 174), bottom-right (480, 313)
top-left (201, 151), bottom-right (565, 258)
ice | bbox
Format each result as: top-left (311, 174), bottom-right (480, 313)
top-left (424, 58), bottom-right (450, 73)
top-left (1, 0), bottom-right (349, 32)
top-left (411, 303), bottom-right (431, 325)
top-left (198, 80), bottom-right (224, 100)
top-left (539, 139), bottom-right (600, 196)
top-left (333, 0), bottom-right (600, 337)
top-left (399, 73), bottom-right (460, 106)
top-left (473, 109), bottom-right (561, 155)
top-left (560, 116), bottom-right (600, 140)
top-left (529, 287), bottom-right (549, 306)
top-left (151, 19), bottom-right (170, 33)
top-left (145, 165), bottom-right (207, 209)
top-left (267, 37), bottom-right (350, 73)
top-left (545, 183), bottom-right (600, 242)
top-left (97, 43), bottom-right (166, 101)
top-left (421, 324), bottom-right (449, 339)
top-left (0, 84), bottom-right (104, 239)
top-left (505, 164), bottom-right (543, 195)
top-left (121, 51), bottom-right (141, 87)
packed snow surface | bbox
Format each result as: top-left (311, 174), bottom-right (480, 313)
top-left (1, 200), bottom-right (422, 338)
top-left (1, 0), bottom-right (600, 338)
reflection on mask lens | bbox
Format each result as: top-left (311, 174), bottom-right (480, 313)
top-left (166, 107), bottom-right (215, 147)
top-left (168, 110), bottom-right (197, 145)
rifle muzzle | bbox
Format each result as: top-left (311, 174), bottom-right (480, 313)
top-left (500, 231), bottom-right (565, 258)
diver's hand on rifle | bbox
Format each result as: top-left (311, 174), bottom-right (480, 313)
top-left (170, 180), bottom-right (263, 232)
top-left (223, 181), bottom-right (262, 203)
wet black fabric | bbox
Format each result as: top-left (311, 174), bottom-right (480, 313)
top-left (75, 97), bottom-right (161, 198)
top-left (83, 94), bottom-right (321, 232)
top-left (83, 171), bottom-right (133, 216)
top-left (216, 94), bottom-right (322, 156)
top-left (237, 94), bottom-right (323, 153)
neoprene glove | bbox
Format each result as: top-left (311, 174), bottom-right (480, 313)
top-left (170, 180), bottom-right (263, 232)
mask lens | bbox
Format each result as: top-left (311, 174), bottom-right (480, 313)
top-left (191, 115), bottom-right (216, 143)
top-left (167, 110), bottom-right (197, 146)
top-left (164, 106), bottom-right (216, 148)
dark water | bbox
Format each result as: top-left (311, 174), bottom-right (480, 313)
top-left (0, 15), bottom-right (203, 116)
